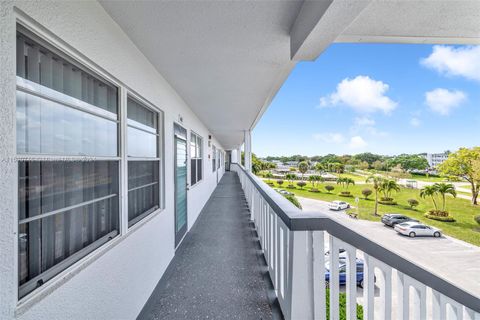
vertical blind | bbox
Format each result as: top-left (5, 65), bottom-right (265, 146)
top-left (127, 97), bottom-right (160, 226)
top-left (16, 30), bottom-right (120, 298)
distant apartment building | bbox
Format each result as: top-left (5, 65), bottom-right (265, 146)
top-left (423, 152), bottom-right (450, 168)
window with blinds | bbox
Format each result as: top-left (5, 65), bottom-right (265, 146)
top-left (212, 145), bottom-right (217, 172)
top-left (16, 30), bottom-right (120, 298)
top-left (190, 132), bottom-right (203, 186)
top-left (127, 97), bottom-right (160, 227)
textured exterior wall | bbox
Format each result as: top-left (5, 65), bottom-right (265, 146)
top-left (1, 1), bottom-right (225, 319)
top-left (0, 1), bottom-right (17, 319)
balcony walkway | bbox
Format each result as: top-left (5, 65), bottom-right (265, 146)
top-left (137, 171), bottom-right (281, 320)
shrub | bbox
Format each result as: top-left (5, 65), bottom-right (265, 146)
top-left (310, 188), bottom-right (320, 193)
top-left (277, 180), bottom-right (284, 186)
top-left (380, 197), bottom-right (394, 202)
top-left (475, 215), bottom-right (480, 225)
top-left (362, 188), bottom-right (372, 199)
top-left (427, 210), bottom-right (450, 217)
top-left (339, 191), bottom-right (353, 197)
top-left (285, 194), bottom-right (302, 209)
top-left (287, 185), bottom-right (296, 189)
top-left (297, 181), bottom-right (307, 189)
top-left (378, 199), bottom-right (397, 205)
top-left (425, 213), bottom-right (455, 222)
top-left (326, 288), bottom-right (363, 320)
top-left (325, 185), bottom-right (335, 193)
top-left (407, 198), bottom-right (419, 209)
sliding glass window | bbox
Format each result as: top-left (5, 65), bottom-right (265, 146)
top-left (190, 132), bottom-right (203, 186)
top-left (127, 97), bottom-right (160, 227)
top-left (16, 30), bottom-right (119, 298)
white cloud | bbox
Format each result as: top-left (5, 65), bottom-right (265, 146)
top-left (421, 45), bottom-right (480, 82)
top-left (410, 117), bottom-right (421, 127)
top-left (348, 136), bottom-right (368, 149)
top-left (313, 133), bottom-right (345, 144)
top-left (425, 88), bottom-right (466, 115)
top-left (354, 116), bottom-right (375, 127)
top-left (319, 75), bottom-right (397, 113)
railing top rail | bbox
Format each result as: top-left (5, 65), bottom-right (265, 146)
top-left (232, 163), bottom-right (480, 313)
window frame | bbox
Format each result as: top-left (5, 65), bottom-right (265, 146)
top-left (189, 131), bottom-right (203, 187)
top-left (14, 20), bottom-right (166, 303)
top-left (125, 94), bottom-right (163, 228)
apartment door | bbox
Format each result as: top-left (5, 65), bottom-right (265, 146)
top-left (174, 123), bottom-right (188, 247)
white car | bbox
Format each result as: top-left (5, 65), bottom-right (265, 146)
top-left (328, 200), bottom-right (350, 211)
top-left (394, 221), bottom-right (442, 238)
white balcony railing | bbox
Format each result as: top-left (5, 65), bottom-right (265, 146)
top-left (232, 163), bottom-right (480, 320)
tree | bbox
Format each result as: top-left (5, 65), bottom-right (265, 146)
top-left (420, 185), bottom-right (438, 210)
top-left (337, 177), bottom-right (355, 190)
top-left (309, 175), bottom-right (319, 188)
top-left (358, 161), bottom-right (370, 170)
top-left (325, 185), bottom-right (335, 193)
top-left (434, 183), bottom-right (457, 212)
top-left (362, 188), bottom-right (373, 199)
top-left (285, 173), bottom-right (296, 187)
top-left (277, 179), bottom-right (284, 186)
top-left (438, 147), bottom-right (480, 205)
top-left (315, 162), bottom-right (324, 173)
top-left (264, 172), bottom-right (273, 184)
top-left (353, 152), bottom-right (382, 166)
top-left (366, 175), bottom-right (384, 216)
top-left (379, 180), bottom-right (400, 199)
top-left (297, 181), bottom-right (306, 189)
top-left (387, 154), bottom-right (429, 171)
top-left (372, 160), bottom-right (386, 171)
top-left (407, 199), bottom-right (419, 209)
top-left (298, 161), bottom-right (309, 180)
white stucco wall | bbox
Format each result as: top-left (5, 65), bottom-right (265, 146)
top-left (0, 1), bottom-right (225, 319)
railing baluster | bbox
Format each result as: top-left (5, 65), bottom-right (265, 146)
top-left (345, 245), bottom-right (357, 320)
top-left (313, 231), bottom-right (326, 319)
top-left (377, 261), bottom-right (392, 320)
top-left (397, 272), bottom-right (410, 320)
top-left (329, 235), bottom-right (340, 320)
top-left (363, 253), bottom-right (375, 320)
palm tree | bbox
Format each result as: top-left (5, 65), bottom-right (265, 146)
top-left (285, 173), bottom-right (296, 187)
top-left (366, 175), bottom-right (384, 216)
top-left (434, 183), bottom-right (457, 211)
top-left (379, 180), bottom-right (400, 199)
top-left (420, 185), bottom-right (438, 210)
top-left (298, 161), bottom-right (308, 180)
top-left (309, 175), bottom-right (317, 188)
top-left (345, 178), bottom-right (355, 190)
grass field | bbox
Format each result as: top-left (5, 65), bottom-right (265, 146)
top-left (267, 179), bottom-right (480, 246)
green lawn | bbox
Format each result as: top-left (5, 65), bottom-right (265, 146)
top-left (409, 173), bottom-right (454, 182)
top-left (337, 172), bottom-right (367, 182)
top-left (268, 180), bottom-right (480, 246)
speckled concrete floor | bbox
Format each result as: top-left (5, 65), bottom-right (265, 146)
top-left (137, 172), bottom-right (281, 320)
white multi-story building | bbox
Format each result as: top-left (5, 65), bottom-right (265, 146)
top-left (425, 152), bottom-right (450, 168)
top-left (0, 2), bottom-right (479, 320)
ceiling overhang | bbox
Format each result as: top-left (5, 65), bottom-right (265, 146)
top-left (100, 0), bottom-right (480, 150)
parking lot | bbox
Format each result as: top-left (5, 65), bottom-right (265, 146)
top-left (298, 196), bottom-right (480, 301)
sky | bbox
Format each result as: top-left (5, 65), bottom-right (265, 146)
top-left (253, 43), bottom-right (480, 158)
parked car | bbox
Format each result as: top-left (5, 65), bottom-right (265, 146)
top-left (325, 259), bottom-right (374, 288)
top-left (328, 200), bottom-right (350, 211)
top-left (382, 213), bottom-right (418, 227)
top-left (278, 189), bottom-right (293, 196)
top-left (394, 222), bottom-right (442, 238)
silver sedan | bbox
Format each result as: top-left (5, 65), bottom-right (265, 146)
top-left (394, 221), bottom-right (442, 238)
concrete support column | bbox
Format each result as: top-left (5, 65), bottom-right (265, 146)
top-left (244, 130), bottom-right (252, 172)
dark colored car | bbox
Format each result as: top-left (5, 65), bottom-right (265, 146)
top-left (325, 259), bottom-right (371, 288)
top-left (382, 213), bottom-right (418, 227)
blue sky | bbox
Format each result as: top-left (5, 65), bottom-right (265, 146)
top-left (253, 43), bottom-right (480, 157)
